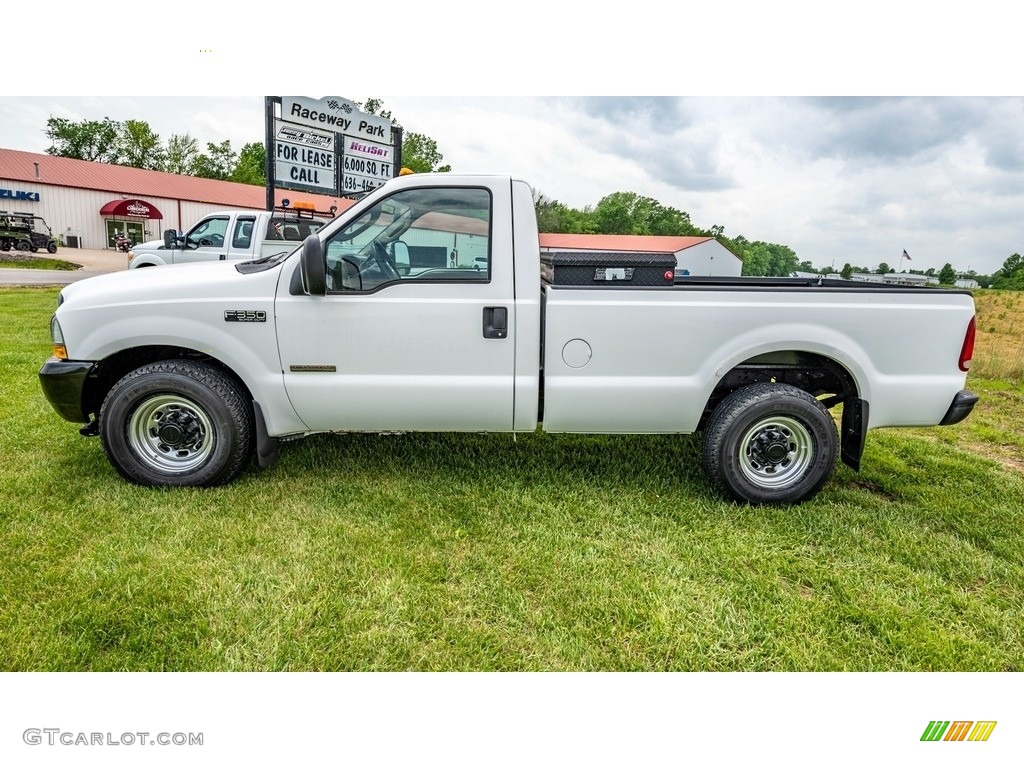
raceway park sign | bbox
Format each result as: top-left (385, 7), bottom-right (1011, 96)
top-left (282, 96), bottom-right (392, 143)
top-left (270, 96), bottom-right (400, 197)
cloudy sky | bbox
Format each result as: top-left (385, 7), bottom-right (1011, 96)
top-left (3, 5), bottom-right (1019, 275)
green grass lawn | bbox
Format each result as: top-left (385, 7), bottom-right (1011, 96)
top-left (0, 254), bottom-right (82, 270)
top-left (2, 287), bottom-right (1022, 671)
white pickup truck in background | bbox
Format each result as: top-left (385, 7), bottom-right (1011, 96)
top-left (127, 204), bottom-right (335, 268)
top-left (40, 173), bottom-right (978, 504)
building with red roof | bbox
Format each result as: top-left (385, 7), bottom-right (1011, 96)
top-left (0, 148), bottom-right (349, 250)
top-left (539, 232), bottom-right (741, 277)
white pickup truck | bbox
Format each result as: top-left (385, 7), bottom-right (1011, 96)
top-left (39, 173), bottom-right (978, 504)
top-left (127, 205), bottom-right (333, 268)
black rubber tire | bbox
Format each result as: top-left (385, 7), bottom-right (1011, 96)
top-left (47, 242), bottom-right (58, 254)
top-left (99, 360), bottom-right (253, 487)
top-left (701, 383), bottom-right (837, 505)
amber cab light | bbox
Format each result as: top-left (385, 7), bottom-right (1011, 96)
top-left (958, 316), bottom-right (976, 372)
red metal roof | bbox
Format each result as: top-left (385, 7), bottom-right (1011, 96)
top-left (539, 232), bottom-right (716, 253)
top-left (0, 147), bottom-right (351, 212)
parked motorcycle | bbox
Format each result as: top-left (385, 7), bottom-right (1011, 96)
top-left (114, 233), bottom-right (133, 253)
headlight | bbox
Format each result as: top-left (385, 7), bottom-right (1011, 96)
top-left (50, 315), bottom-right (67, 360)
top-left (127, 251), bottom-right (135, 261)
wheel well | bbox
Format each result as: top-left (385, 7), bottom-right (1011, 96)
top-left (82, 346), bottom-right (253, 420)
top-left (699, 351), bottom-right (858, 430)
top-left (700, 351), bottom-right (868, 472)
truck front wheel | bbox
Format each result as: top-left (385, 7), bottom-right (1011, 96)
top-left (701, 383), bottom-right (837, 505)
top-left (99, 360), bottom-right (253, 487)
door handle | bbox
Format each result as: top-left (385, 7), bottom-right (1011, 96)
top-left (483, 306), bottom-right (508, 339)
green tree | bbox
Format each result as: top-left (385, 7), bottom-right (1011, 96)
top-left (358, 98), bottom-right (451, 173)
top-left (591, 192), bottom-right (697, 236)
top-left (193, 140), bottom-right (237, 181)
top-left (44, 116), bottom-right (122, 163)
top-left (230, 142), bottom-right (266, 186)
top-left (120, 119), bottom-right (165, 170)
top-left (991, 253), bottom-right (1023, 290)
top-left (165, 133), bottom-right (200, 176)
top-left (533, 191), bottom-right (597, 234)
top-left (876, 262), bottom-right (891, 274)
top-left (938, 262), bottom-right (957, 285)
top-left (841, 263), bottom-right (854, 279)
top-left (400, 132), bottom-right (452, 174)
top-left (740, 243), bottom-right (772, 276)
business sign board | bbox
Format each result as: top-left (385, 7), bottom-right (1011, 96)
top-left (272, 120), bottom-right (337, 194)
top-left (275, 122), bottom-right (335, 150)
top-left (268, 96), bottom-right (401, 202)
top-left (341, 137), bottom-right (394, 193)
top-left (282, 96), bottom-right (392, 142)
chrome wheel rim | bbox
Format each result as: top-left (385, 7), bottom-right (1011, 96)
top-left (128, 394), bottom-right (215, 473)
top-left (738, 415), bottom-right (814, 489)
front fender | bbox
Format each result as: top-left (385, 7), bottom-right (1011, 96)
top-left (128, 252), bottom-right (169, 269)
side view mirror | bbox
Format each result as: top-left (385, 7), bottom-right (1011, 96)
top-left (163, 229), bottom-right (178, 249)
top-left (299, 235), bottom-right (326, 296)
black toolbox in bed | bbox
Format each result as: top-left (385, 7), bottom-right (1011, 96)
top-left (541, 251), bottom-right (677, 287)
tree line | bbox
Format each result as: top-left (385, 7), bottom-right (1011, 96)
top-left (44, 116), bottom-right (267, 184)
top-left (42, 99), bottom-right (450, 188)
top-left (535, 190), bottom-right (803, 277)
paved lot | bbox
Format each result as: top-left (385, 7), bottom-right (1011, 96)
top-left (0, 248), bottom-right (129, 286)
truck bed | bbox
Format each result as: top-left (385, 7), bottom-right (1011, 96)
top-left (539, 279), bottom-right (974, 434)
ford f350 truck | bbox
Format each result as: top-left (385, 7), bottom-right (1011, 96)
top-left (38, 173), bottom-right (978, 504)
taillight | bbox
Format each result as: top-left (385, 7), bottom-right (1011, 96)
top-left (958, 316), bottom-right (976, 372)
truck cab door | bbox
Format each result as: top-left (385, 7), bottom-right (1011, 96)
top-left (176, 215), bottom-right (230, 264)
top-left (274, 181), bottom-right (517, 432)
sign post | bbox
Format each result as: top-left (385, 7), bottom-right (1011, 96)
top-left (264, 96), bottom-right (403, 211)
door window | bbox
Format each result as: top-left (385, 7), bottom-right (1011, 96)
top-left (324, 187), bottom-right (491, 292)
top-left (186, 217), bottom-right (229, 248)
top-left (232, 217), bottom-right (256, 249)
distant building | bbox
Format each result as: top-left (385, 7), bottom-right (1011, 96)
top-left (539, 233), bottom-right (742, 277)
top-left (955, 278), bottom-right (979, 289)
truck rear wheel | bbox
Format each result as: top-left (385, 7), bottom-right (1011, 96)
top-left (99, 360), bottom-right (253, 487)
top-left (701, 383), bottom-right (837, 505)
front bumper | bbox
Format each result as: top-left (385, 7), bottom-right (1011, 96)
top-left (939, 390), bottom-right (979, 426)
top-left (38, 358), bottom-right (95, 423)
